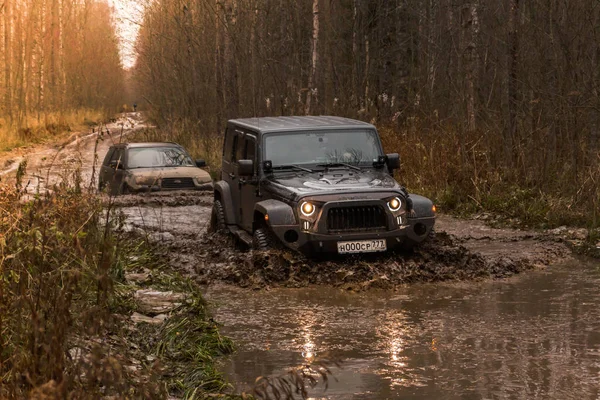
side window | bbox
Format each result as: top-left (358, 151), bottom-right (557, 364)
top-left (244, 137), bottom-right (256, 161)
top-left (223, 128), bottom-right (233, 161)
top-left (231, 135), bottom-right (239, 163)
top-left (110, 148), bottom-right (124, 167)
top-left (102, 148), bottom-right (115, 166)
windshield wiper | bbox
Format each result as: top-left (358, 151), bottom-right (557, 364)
top-left (272, 164), bottom-right (313, 173)
top-left (316, 162), bottom-right (361, 171)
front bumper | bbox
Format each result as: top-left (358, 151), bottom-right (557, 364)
top-left (270, 215), bottom-right (435, 255)
top-left (127, 179), bottom-right (212, 192)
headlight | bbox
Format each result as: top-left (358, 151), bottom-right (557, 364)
top-left (300, 201), bottom-right (316, 217)
top-left (388, 197), bottom-right (402, 212)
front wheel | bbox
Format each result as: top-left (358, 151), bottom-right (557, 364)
top-left (209, 199), bottom-right (227, 233)
top-left (252, 227), bottom-right (277, 250)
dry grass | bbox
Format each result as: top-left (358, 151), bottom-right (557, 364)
top-left (0, 109), bottom-right (108, 152)
top-left (379, 123), bottom-right (600, 231)
top-left (0, 161), bottom-right (235, 398)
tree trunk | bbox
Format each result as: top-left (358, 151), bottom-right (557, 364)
top-left (223, 0), bottom-right (238, 119)
top-left (505, 0), bottom-right (520, 167)
top-left (465, 0), bottom-right (480, 132)
top-left (351, 0), bottom-right (359, 109)
top-left (305, 0), bottom-right (319, 115)
top-left (4, 0), bottom-right (11, 124)
top-left (215, 0), bottom-right (224, 132)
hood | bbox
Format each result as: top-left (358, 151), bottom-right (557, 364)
top-left (268, 168), bottom-right (400, 196)
top-left (128, 166), bottom-right (210, 181)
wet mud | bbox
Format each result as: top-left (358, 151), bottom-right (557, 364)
top-left (191, 227), bottom-right (569, 289)
top-left (117, 191), bottom-right (570, 289)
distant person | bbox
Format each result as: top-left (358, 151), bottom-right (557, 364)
top-left (133, 103), bottom-right (138, 112)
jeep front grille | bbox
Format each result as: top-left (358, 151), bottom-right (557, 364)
top-left (161, 177), bottom-right (195, 189)
top-left (326, 205), bottom-right (387, 232)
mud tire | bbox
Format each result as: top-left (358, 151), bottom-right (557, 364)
top-left (253, 227), bottom-right (276, 250)
top-left (119, 183), bottom-right (130, 195)
top-left (209, 199), bottom-right (227, 233)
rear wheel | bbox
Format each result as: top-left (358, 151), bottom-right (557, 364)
top-left (209, 199), bottom-right (227, 232)
top-left (119, 183), bottom-right (130, 195)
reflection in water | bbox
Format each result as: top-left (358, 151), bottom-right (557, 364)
top-left (301, 312), bottom-right (317, 362)
top-left (207, 259), bottom-right (600, 399)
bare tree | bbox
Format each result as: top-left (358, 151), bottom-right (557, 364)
top-left (305, 0), bottom-right (319, 115)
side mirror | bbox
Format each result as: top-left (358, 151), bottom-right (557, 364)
top-left (195, 159), bottom-right (206, 168)
top-left (238, 159), bottom-right (254, 176)
top-left (386, 153), bottom-right (400, 170)
top-left (109, 160), bottom-right (124, 170)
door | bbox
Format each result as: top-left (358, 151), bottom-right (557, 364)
top-left (99, 147), bottom-right (115, 189)
top-left (239, 134), bottom-right (258, 231)
top-left (106, 147), bottom-right (126, 194)
top-left (223, 127), bottom-right (242, 224)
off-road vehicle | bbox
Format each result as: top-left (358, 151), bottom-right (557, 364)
top-left (210, 116), bottom-right (435, 255)
top-left (99, 142), bottom-right (211, 195)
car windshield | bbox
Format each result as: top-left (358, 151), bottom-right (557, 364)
top-left (264, 130), bottom-right (382, 167)
top-left (127, 147), bottom-right (194, 168)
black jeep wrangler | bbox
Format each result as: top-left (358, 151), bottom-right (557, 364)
top-left (210, 116), bottom-right (435, 256)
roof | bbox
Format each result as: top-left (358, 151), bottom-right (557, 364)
top-left (229, 116), bottom-right (375, 133)
top-left (113, 142), bottom-right (181, 148)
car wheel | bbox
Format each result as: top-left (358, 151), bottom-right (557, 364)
top-left (209, 199), bottom-right (227, 232)
top-left (98, 180), bottom-right (105, 192)
top-left (252, 227), bottom-right (277, 250)
top-left (119, 183), bottom-right (130, 195)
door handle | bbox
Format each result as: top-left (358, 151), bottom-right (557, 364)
top-left (228, 173), bottom-right (236, 180)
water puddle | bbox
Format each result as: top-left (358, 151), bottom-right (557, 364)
top-left (206, 259), bottom-right (600, 399)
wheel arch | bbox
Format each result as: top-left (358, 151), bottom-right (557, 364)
top-left (213, 181), bottom-right (236, 225)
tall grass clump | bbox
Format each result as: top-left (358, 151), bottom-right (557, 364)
top-left (0, 108), bottom-right (108, 152)
top-left (379, 120), bottom-right (600, 231)
top-left (0, 164), bottom-right (134, 398)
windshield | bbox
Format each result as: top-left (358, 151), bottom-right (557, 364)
top-left (264, 130), bottom-right (382, 167)
top-left (127, 147), bottom-right (194, 168)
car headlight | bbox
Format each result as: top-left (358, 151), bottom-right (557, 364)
top-left (388, 197), bottom-right (402, 212)
top-left (300, 201), bottom-right (316, 217)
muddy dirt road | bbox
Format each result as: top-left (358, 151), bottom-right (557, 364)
top-left (0, 113), bottom-right (144, 193)
top-left (3, 115), bottom-right (595, 399)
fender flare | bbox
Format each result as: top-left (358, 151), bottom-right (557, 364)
top-left (213, 181), bottom-right (236, 224)
top-left (408, 193), bottom-right (435, 218)
top-left (255, 199), bottom-right (297, 226)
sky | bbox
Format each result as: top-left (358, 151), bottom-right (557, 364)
top-left (108, 0), bottom-right (144, 69)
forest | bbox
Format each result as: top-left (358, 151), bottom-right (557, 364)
top-left (134, 0), bottom-right (600, 228)
top-left (0, 0), bottom-right (124, 148)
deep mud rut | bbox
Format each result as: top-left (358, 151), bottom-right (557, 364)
top-left (122, 199), bottom-right (571, 290)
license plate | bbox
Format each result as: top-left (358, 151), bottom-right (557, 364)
top-left (337, 239), bottom-right (387, 254)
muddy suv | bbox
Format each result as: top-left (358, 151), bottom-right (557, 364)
top-left (210, 116), bottom-right (435, 255)
top-left (99, 142), bottom-right (211, 195)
